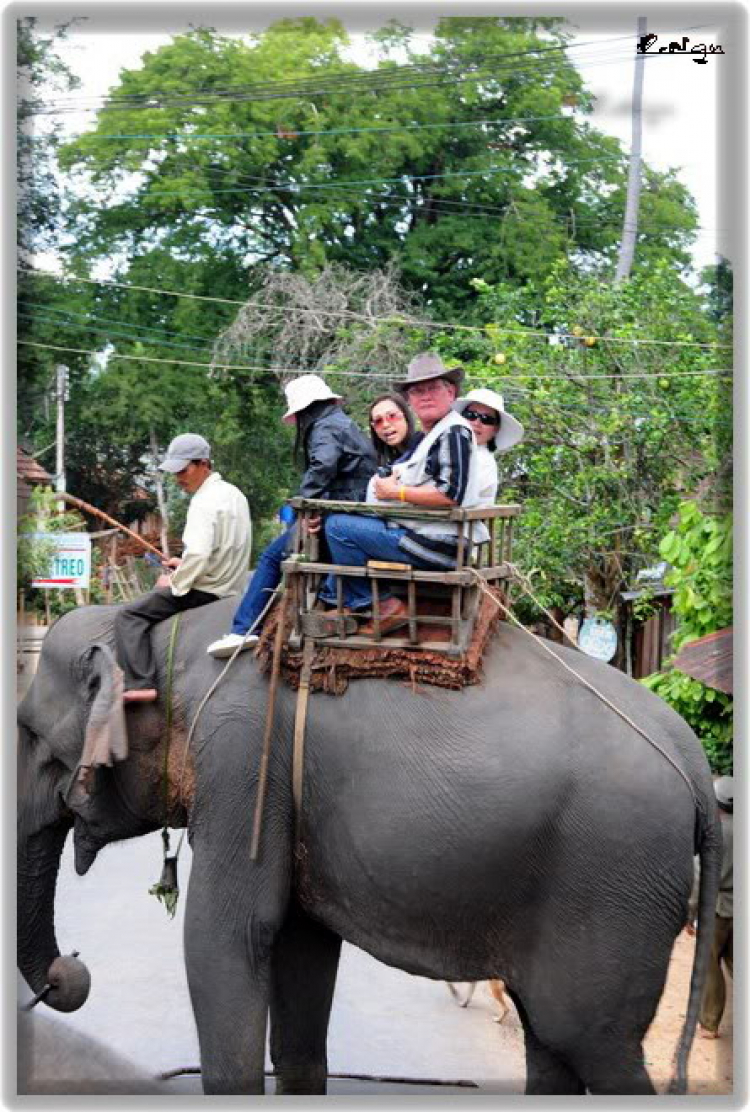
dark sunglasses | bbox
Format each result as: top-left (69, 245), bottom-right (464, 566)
top-left (464, 409), bottom-right (500, 427)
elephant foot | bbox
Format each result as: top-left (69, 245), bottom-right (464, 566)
top-left (273, 1072), bottom-right (327, 1095)
top-left (122, 688), bottom-right (158, 704)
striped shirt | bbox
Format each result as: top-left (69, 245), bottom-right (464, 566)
top-left (398, 424), bottom-right (473, 568)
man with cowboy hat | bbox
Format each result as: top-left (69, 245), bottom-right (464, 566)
top-left (115, 433), bottom-right (251, 702)
top-left (318, 352), bottom-right (487, 634)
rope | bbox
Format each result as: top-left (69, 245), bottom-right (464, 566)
top-left (160, 614), bottom-right (181, 830)
top-left (250, 586), bottom-right (291, 860)
top-left (467, 569), bottom-right (698, 806)
top-left (177, 585), bottom-right (284, 806)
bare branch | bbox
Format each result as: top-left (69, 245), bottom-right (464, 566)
top-left (211, 263), bottom-right (424, 397)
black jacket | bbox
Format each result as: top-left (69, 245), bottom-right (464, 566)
top-left (297, 402), bottom-right (377, 502)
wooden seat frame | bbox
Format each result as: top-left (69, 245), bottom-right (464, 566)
top-left (280, 498), bottom-right (521, 658)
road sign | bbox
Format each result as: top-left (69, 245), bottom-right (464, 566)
top-left (30, 533), bottom-right (91, 589)
top-left (578, 617), bottom-right (618, 662)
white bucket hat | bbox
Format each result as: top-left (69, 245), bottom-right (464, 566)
top-left (282, 375), bottom-right (342, 423)
top-left (452, 388), bottom-right (524, 452)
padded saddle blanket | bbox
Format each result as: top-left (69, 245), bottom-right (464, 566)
top-left (255, 586), bottom-right (506, 695)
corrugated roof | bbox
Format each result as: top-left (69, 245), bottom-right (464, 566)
top-left (17, 447), bottom-right (52, 485)
top-left (672, 627), bottom-right (733, 695)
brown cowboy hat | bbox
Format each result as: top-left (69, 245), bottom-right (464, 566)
top-left (393, 352), bottom-right (465, 394)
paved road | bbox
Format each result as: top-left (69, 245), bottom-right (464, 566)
top-left (19, 831), bottom-right (525, 1095)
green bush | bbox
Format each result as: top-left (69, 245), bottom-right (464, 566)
top-left (641, 502), bottom-right (732, 772)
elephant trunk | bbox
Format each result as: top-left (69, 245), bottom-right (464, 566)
top-left (17, 820), bottom-right (91, 1012)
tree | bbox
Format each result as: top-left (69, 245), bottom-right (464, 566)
top-left (211, 262), bottom-right (427, 414)
top-left (17, 17), bottom-right (81, 449)
top-left (57, 18), bottom-right (699, 316)
top-left (430, 258), bottom-right (727, 658)
top-left (642, 502), bottom-right (733, 773)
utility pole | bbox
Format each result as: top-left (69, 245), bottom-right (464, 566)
top-left (150, 428), bottom-right (170, 558)
top-left (55, 364), bottom-right (69, 513)
top-left (615, 16), bottom-right (647, 282)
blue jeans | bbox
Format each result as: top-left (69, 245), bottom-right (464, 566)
top-left (231, 528), bottom-right (294, 634)
top-left (318, 513), bottom-right (434, 611)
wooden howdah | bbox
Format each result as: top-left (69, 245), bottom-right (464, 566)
top-left (256, 499), bottom-right (521, 692)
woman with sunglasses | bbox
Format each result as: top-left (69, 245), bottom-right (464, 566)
top-left (452, 387), bottom-right (524, 505)
top-left (368, 392), bottom-right (421, 468)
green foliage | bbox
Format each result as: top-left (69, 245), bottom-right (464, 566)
top-left (17, 488), bottom-right (89, 619)
top-left (18, 17), bottom-right (726, 623)
top-left (17, 18), bottom-right (82, 447)
top-left (434, 260), bottom-right (726, 630)
top-left (57, 19), bottom-right (697, 313)
top-left (642, 503), bottom-right (732, 772)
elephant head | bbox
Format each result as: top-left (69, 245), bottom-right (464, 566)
top-left (17, 627), bottom-right (170, 1012)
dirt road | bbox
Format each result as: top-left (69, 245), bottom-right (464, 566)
top-left (644, 931), bottom-right (733, 1094)
top-left (464, 931), bottom-right (732, 1094)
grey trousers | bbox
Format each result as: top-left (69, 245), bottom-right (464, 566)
top-left (114, 587), bottom-right (217, 691)
top-left (699, 913), bottom-right (733, 1033)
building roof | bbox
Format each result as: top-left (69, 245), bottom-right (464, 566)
top-left (672, 627), bottom-right (733, 695)
top-left (17, 447), bottom-right (53, 485)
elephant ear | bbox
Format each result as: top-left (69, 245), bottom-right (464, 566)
top-left (67, 644), bottom-right (128, 806)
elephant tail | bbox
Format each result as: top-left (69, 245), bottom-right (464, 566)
top-left (668, 810), bottom-right (722, 1094)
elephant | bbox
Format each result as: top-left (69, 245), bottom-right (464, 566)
top-left (18, 1006), bottom-right (173, 1095)
top-left (17, 596), bottom-right (721, 1095)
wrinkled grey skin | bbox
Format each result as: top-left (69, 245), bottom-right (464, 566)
top-left (18, 599), bottom-right (721, 1095)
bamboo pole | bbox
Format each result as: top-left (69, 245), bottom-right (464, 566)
top-left (57, 492), bottom-right (165, 560)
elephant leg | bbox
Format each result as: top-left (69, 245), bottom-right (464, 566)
top-left (574, 1037), bottom-right (655, 1095)
top-left (269, 903), bottom-right (342, 1095)
top-left (513, 990), bottom-right (655, 1095)
top-left (183, 850), bottom-right (282, 1095)
top-left (511, 993), bottom-right (585, 1095)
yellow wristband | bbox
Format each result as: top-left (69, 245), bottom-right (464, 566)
top-left (399, 485), bottom-right (407, 502)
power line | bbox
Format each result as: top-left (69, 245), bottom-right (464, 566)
top-left (25, 270), bottom-right (730, 350)
top-left (36, 113), bottom-right (575, 144)
top-left (17, 340), bottom-right (732, 378)
top-left (129, 154), bottom-right (627, 203)
top-left (16, 324), bottom-right (729, 422)
top-left (29, 36), bottom-right (636, 115)
top-left (19, 299), bottom-right (726, 362)
top-left (17, 300), bottom-right (220, 346)
top-left (33, 41), bottom-right (712, 119)
top-left (17, 310), bottom-right (216, 355)
top-left (35, 29), bottom-right (714, 118)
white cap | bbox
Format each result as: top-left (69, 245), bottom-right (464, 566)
top-left (282, 375), bottom-right (342, 423)
top-left (159, 433), bottom-right (211, 472)
top-left (452, 388), bottom-right (524, 452)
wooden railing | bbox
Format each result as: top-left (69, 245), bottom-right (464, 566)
top-left (281, 499), bottom-right (522, 656)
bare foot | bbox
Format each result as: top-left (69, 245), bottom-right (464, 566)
top-left (122, 688), bottom-right (158, 704)
top-left (698, 1025), bottom-right (719, 1039)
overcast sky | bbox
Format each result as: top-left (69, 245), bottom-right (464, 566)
top-left (33, 6), bottom-right (735, 272)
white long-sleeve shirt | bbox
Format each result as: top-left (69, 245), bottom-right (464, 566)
top-left (170, 471), bottom-right (251, 598)
top-left (476, 444), bottom-right (499, 506)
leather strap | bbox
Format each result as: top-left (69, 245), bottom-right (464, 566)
top-left (292, 638), bottom-right (315, 819)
